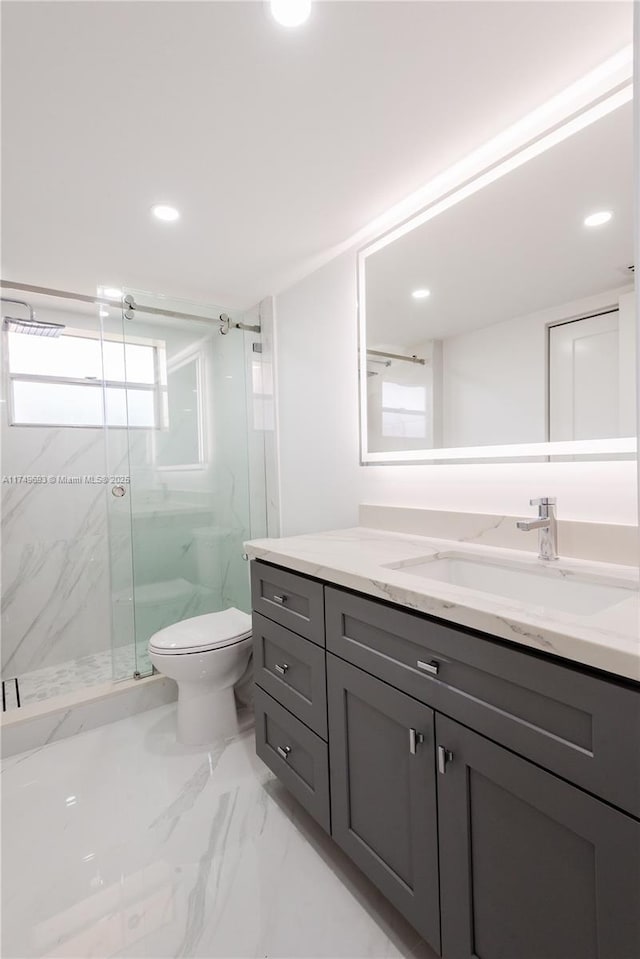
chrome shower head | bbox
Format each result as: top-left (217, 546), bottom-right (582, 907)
top-left (3, 317), bottom-right (65, 337)
top-left (1, 296), bottom-right (65, 337)
top-left (1, 295), bottom-right (64, 337)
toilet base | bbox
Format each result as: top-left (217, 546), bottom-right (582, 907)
top-left (175, 682), bottom-right (239, 745)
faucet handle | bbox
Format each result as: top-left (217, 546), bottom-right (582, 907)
top-left (530, 497), bottom-right (556, 507)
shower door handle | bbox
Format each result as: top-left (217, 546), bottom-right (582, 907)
top-left (112, 485), bottom-right (127, 498)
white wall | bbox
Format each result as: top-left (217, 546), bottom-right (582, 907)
top-left (275, 254), bottom-right (360, 535)
top-left (442, 287), bottom-right (634, 448)
top-left (361, 461), bottom-right (637, 525)
top-left (274, 251), bottom-right (638, 537)
top-left (442, 307), bottom-right (543, 447)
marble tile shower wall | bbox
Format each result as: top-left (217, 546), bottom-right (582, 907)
top-left (1, 423), bottom-right (112, 676)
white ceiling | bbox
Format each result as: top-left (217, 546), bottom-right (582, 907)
top-left (366, 100), bottom-right (634, 347)
top-left (1, 1), bottom-right (634, 310)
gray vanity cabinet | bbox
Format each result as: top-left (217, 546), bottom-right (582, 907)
top-left (327, 654), bottom-right (441, 952)
top-left (325, 585), bottom-right (640, 818)
top-left (250, 561), bottom-right (640, 959)
top-left (436, 714), bottom-right (640, 959)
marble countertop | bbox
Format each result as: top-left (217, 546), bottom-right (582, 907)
top-left (245, 527), bottom-right (640, 682)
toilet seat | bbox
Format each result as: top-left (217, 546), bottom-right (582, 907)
top-left (149, 608), bottom-right (252, 656)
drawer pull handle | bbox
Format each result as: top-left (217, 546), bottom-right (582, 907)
top-left (438, 745), bottom-right (453, 774)
top-left (272, 594), bottom-right (288, 605)
top-left (274, 663), bottom-right (289, 676)
top-left (277, 745), bottom-right (292, 761)
top-left (409, 728), bottom-right (424, 755)
top-left (417, 660), bottom-right (439, 676)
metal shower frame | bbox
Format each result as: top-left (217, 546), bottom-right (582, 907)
top-left (0, 280), bottom-right (261, 334)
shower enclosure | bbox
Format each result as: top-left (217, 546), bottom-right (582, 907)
top-left (0, 283), bottom-right (266, 710)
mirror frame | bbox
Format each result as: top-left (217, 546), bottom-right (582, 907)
top-left (357, 81), bottom-right (636, 465)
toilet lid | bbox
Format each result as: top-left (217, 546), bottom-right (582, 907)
top-left (148, 608), bottom-right (252, 654)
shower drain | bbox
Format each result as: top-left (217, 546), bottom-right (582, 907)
top-left (1, 677), bottom-right (21, 712)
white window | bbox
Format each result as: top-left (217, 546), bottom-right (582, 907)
top-left (6, 328), bottom-right (165, 428)
top-left (381, 381), bottom-right (428, 438)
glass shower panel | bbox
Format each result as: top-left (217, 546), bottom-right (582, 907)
top-left (100, 303), bottom-right (137, 682)
top-left (118, 290), bottom-right (253, 677)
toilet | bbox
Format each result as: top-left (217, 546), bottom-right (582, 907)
top-left (148, 607), bottom-right (252, 745)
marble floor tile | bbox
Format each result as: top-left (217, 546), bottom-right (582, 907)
top-left (1, 704), bottom-right (437, 959)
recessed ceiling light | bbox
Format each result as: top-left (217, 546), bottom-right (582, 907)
top-left (151, 204), bottom-right (180, 223)
top-left (584, 210), bottom-right (612, 228)
top-left (270, 0), bottom-right (312, 27)
top-left (412, 289), bottom-right (431, 300)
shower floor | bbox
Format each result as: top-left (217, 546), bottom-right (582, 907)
top-left (2, 644), bottom-right (152, 712)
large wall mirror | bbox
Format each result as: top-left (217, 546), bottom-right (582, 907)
top-left (359, 90), bottom-right (635, 463)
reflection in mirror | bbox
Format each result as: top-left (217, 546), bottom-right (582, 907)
top-left (361, 97), bottom-right (635, 460)
top-left (156, 354), bottom-right (204, 468)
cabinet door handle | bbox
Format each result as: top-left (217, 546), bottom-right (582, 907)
top-left (417, 660), bottom-right (439, 676)
top-left (272, 594), bottom-right (288, 605)
top-left (277, 745), bottom-right (292, 760)
top-left (438, 745), bottom-right (453, 774)
top-left (409, 728), bottom-right (424, 755)
top-left (274, 663), bottom-right (289, 676)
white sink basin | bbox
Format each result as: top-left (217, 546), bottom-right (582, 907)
top-left (385, 553), bottom-right (634, 616)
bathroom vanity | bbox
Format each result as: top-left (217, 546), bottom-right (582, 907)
top-left (248, 531), bottom-right (640, 959)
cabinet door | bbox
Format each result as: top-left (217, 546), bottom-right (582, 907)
top-left (327, 654), bottom-right (440, 952)
top-left (436, 714), bottom-right (640, 959)
top-left (254, 686), bottom-right (330, 833)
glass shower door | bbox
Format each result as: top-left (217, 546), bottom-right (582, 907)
top-left (100, 300), bottom-right (137, 681)
top-left (106, 290), bottom-right (253, 679)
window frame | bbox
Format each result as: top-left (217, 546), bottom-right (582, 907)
top-left (5, 325), bottom-right (167, 430)
top-left (154, 350), bottom-right (206, 470)
top-left (380, 406), bottom-right (429, 440)
top-left (379, 379), bottom-right (429, 440)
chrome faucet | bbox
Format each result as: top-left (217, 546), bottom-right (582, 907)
top-left (516, 497), bottom-right (558, 561)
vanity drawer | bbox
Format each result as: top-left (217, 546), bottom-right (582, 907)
top-left (325, 586), bottom-right (640, 818)
top-left (254, 686), bottom-right (330, 832)
top-left (253, 612), bottom-right (328, 739)
top-left (251, 561), bottom-right (324, 645)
